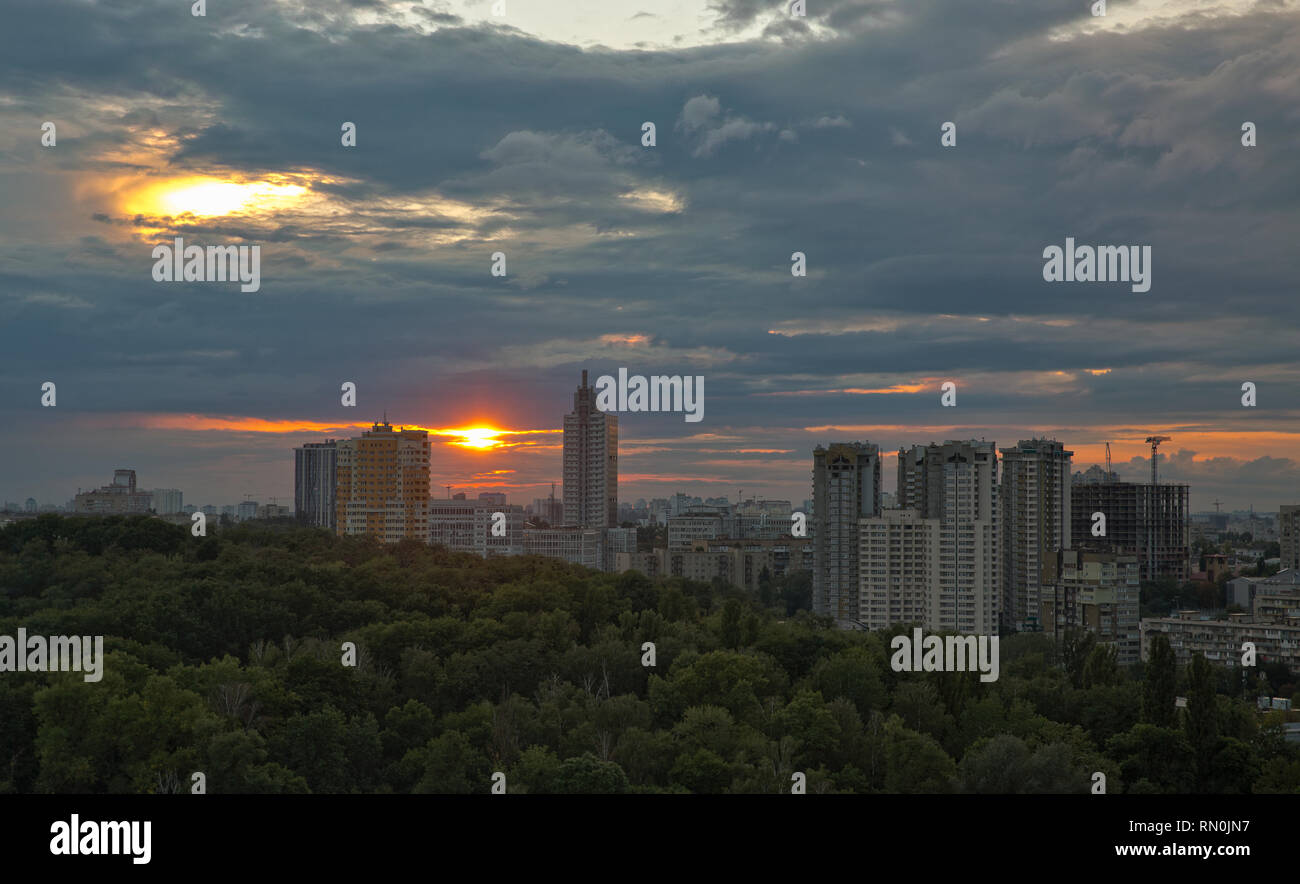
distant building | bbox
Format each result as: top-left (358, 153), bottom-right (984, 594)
top-left (563, 370), bottom-right (618, 529)
top-left (531, 494), bottom-right (564, 524)
top-left (1227, 568), bottom-right (1300, 616)
top-left (615, 550), bottom-right (665, 578)
top-left (151, 489), bottom-right (183, 514)
top-left (256, 503), bottom-right (290, 519)
top-left (666, 505), bottom-right (793, 552)
top-left (24, 497), bottom-right (36, 513)
top-left (812, 442), bottom-right (882, 626)
top-left (336, 420), bottom-right (430, 543)
top-left (73, 470), bottom-right (153, 515)
top-left (1073, 464), bottom-right (1120, 484)
top-left (237, 501), bottom-right (259, 521)
top-left (524, 526), bottom-right (603, 570)
top-left (662, 537), bottom-right (811, 593)
top-left (428, 498), bottom-right (526, 556)
top-left (478, 492), bottom-right (508, 506)
top-left (294, 440), bottom-right (337, 530)
top-left (1281, 505), bottom-right (1300, 572)
top-left (603, 526), bottom-right (637, 572)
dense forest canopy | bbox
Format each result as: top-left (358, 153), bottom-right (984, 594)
top-left (0, 515), bottom-right (1296, 794)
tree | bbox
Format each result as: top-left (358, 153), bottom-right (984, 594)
top-left (719, 598), bottom-right (743, 649)
top-left (1082, 643), bottom-right (1119, 688)
top-left (551, 752), bottom-right (629, 793)
top-left (808, 646), bottom-right (887, 718)
top-left (1107, 724), bottom-right (1194, 793)
top-left (883, 716), bottom-right (955, 793)
top-left (1142, 634), bottom-right (1177, 727)
top-left (413, 730), bottom-right (487, 794)
top-left (1060, 630), bottom-right (1096, 688)
top-left (779, 570), bottom-right (812, 615)
top-left (1184, 653), bottom-right (1219, 789)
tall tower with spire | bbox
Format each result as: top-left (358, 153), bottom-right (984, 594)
top-left (562, 370), bottom-right (618, 528)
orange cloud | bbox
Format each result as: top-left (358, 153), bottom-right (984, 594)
top-left (134, 414), bottom-right (367, 433)
top-left (759, 383), bottom-right (932, 397)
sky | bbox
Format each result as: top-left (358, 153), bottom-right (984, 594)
top-left (1, 0), bottom-right (1298, 512)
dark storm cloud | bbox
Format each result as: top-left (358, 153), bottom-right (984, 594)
top-left (0, 0), bottom-right (1297, 507)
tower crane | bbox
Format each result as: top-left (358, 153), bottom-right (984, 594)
top-left (1145, 435), bottom-right (1171, 484)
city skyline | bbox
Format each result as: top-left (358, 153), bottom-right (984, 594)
top-left (7, 408), bottom-right (1300, 515)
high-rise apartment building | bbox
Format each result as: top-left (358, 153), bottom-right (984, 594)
top-left (812, 442), bottom-right (881, 626)
top-left (335, 420), bottom-right (429, 542)
top-left (1281, 505), bottom-right (1300, 572)
top-left (1070, 480), bottom-right (1189, 582)
top-left (858, 508), bottom-right (940, 630)
top-left (563, 370), bottom-right (618, 529)
top-left (896, 440), bottom-right (1000, 634)
top-left (1000, 439), bottom-right (1073, 632)
top-left (295, 440), bottom-right (337, 530)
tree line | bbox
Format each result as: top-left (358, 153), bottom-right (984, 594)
top-left (0, 514), bottom-right (1296, 793)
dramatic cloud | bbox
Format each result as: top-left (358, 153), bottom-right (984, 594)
top-left (1, 0), bottom-right (1297, 510)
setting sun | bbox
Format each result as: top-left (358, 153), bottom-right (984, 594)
top-left (446, 427), bottom-right (506, 450)
top-left (120, 176), bottom-right (307, 218)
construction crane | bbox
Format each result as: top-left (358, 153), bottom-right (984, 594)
top-left (1105, 442), bottom-right (1112, 481)
top-left (1213, 499), bottom-right (1223, 513)
top-left (1145, 435), bottom-right (1171, 484)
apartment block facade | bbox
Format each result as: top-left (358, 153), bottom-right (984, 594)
top-left (294, 440), bottom-right (337, 530)
top-left (812, 442), bottom-right (881, 626)
top-left (1000, 439), bottom-right (1073, 633)
top-left (896, 440), bottom-right (999, 634)
top-left (1042, 549), bottom-right (1141, 665)
top-left (335, 421), bottom-right (429, 542)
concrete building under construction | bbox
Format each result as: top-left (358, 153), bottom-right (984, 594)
top-left (1070, 480), bottom-right (1190, 583)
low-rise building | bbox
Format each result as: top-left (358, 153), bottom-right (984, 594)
top-left (1141, 610), bottom-right (1300, 669)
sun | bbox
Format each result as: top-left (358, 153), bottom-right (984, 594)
top-left (120, 176), bottom-right (307, 218)
top-left (451, 427), bottom-right (505, 450)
